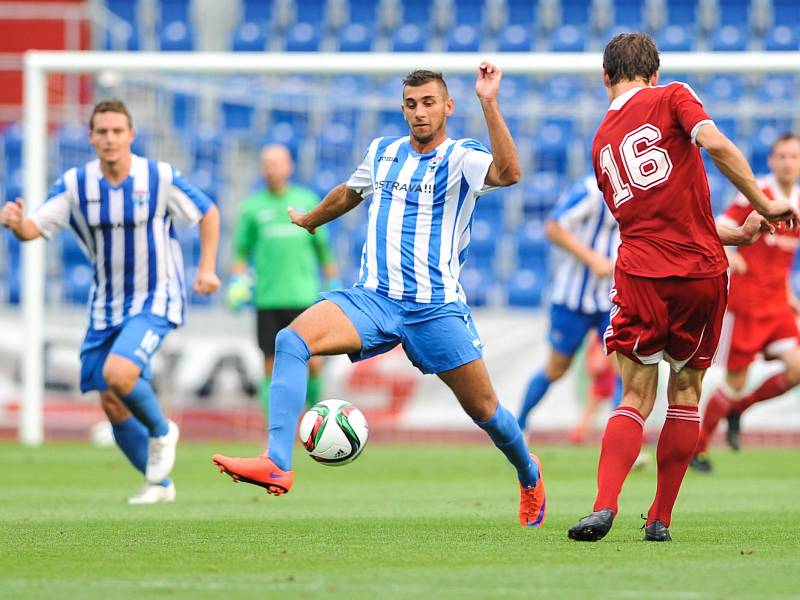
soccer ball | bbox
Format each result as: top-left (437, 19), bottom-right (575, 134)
top-left (298, 399), bottom-right (368, 466)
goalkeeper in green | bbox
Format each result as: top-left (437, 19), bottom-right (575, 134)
top-left (228, 144), bottom-right (338, 414)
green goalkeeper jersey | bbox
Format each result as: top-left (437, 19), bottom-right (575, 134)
top-left (233, 185), bottom-right (333, 309)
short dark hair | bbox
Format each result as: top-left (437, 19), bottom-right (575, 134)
top-left (603, 33), bottom-right (660, 86)
top-left (402, 70), bottom-right (448, 95)
top-left (771, 133), bottom-right (800, 154)
top-left (89, 99), bottom-right (133, 130)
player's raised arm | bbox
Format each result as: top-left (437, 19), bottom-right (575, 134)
top-left (696, 124), bottom-right (800, 225)
top-left (0, 198), bottom-right (43, 241)
top-left (475, 62), bottom-right (520, 187)
top-left (288, 183), bottom-right (363, 234)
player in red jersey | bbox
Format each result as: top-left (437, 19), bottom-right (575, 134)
top-left (692, 134), bottom-right (800, 472)
top-left (567, 33), bottom-right (798, 543)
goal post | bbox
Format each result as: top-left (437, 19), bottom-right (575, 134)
top-left (19, 49), bottom-right (800, 445)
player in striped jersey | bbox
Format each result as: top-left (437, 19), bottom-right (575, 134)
top-left (214, 64), bottom-right (547, 527)
top-left (1, 100), bottom-right (220, 503)
top-left (517, 175), bottom-right (621, 432)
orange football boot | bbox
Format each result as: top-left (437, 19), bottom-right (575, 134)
top-left (519, 453), bottom-right (546, 527)
top-left (212, 453), bottom-right (294, 496)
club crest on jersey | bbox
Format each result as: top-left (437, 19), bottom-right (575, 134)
top-left (133, 190), bottom-right (150, 206)
top-left (428, 156), bottom-right (442, 171)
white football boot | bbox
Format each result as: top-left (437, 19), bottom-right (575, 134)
top-left (145, 420), bottom-right (180, 484)
top-left (127, 481), bottom-right (176, 505)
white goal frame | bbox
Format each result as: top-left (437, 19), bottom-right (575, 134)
top-left (19, 50), bottom-right (800, 445)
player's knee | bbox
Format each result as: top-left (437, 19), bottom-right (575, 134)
top-left (275, 328), bottom-right (311, 362)
top-left (102, 360), bottom-right (138, 396)
top-left (99, 392), bottom-right (130, 422)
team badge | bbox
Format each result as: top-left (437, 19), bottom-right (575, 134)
top-left (429, 156), bottom-right (442, 171)
top-left (133, 190), bottom-right (150, 206)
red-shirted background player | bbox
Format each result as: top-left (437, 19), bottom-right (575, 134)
top-left (692, 134), bottom-right (800, 473)
top-left (567, 33), bottom-right (798, 543)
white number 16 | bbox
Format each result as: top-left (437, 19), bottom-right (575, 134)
top-left (600, 123), bottom-right (673, 207)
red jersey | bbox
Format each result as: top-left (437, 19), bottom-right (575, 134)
top-left (720, 175), bottom-right (800, 315)
top-left (592, 83), bottom-right (728, 278)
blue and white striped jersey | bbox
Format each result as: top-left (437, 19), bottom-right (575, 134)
top-left (31, 154), bottom-right (212, 330)
top-left (347, 136), bottom-right (494, 304)
top-left (549, 175), bottom-right (620, 314)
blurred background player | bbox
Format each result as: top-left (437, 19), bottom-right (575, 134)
top-left (571, 331), bottom-right (617, 444)
top-left (692, 133), bottom-right (800, 473)
top-left (568, 33), bottom-right (794, 543)
top-left (213, 64), bottom-right (548, 527)
top-left (517, 174), bottom-right (620, 434)
top-left (0, 99), bottom-right (221, 504)
top-left (227, 143), bottom-right (338, 418)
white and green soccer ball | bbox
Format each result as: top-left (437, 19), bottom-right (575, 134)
top-left (298, 399), bottom-right (368, 466)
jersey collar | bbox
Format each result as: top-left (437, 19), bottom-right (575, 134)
top-left (608, 86), bottom-right (646, 112)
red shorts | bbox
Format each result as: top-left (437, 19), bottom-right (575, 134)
top-left (716, 304), bottom-right (800, 372)
top-left (603, 270), bottom-right (728, 372)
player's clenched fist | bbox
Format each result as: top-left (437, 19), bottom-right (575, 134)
top-left (476, 62), bottom-right (502, 102)
top-left (1, 198), bottom-right (24, 229)
top-left (193, 269), bottom-right (221, 295)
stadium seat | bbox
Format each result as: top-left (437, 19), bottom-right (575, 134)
top-left (190, 125), bottom-right (224, 171)
top-left (506, 269), bottom-right (544, 308)
top-left (516, 221), bottom-right (550, 270)
top-left (159, 0), bottom-right (193, 51)
top-left (339, 23), bottom-right (374, 51)
top-left (2, 123), bottom-right (23, 171)
top-left (242, 0), bottom-right (274, 23)
top-left (285, 22), bottom-right (321, 51)
top-left (221, 99), bottom-right (256, 131)
top-left (711, 25), bottom-right (748, 51)
top-left (656, 24), bottom-right (694, 51)
top-left (459, 267), bottom-right (493, 307)
top-left (104, 0), bottom-right (140, 50)
top-left (347, 0), bottom-right (379, 25)
top-left (702, 74), bottom-right (744, 103)
top-left (62, 234), bottom-right (88, 268)
top-left (507, 0), bottom-right (537, 28)
top-left (756, 75), bottom-right (796, 102)
top-left (62, 264), bottom-right (93, 305)
top-left (750, 118), bottom-right (793, 173)
top-left (764, 25), bottom-right (799, 51)
top-left (666, 0), bottom-right (697, 25)
top-left (188, 168), bottom-right (221, 202)
top-left (773, 0), bottom-right (800, 26)
top-left (446, 24), bottom-right (481, 52)
top-left (130, 130), bottom-right (149, 157)
top-left (713, 117), bottom-right (738, 141)
top-left (231, 21), bottom-right (269, 51)
top-left (497, 24), bottom-right (533, 52)
top-left (57, 125), bottom-right (95, 171)
top-left (4, 168), bottom-right (22, 202)
top-left (718, 0), bottom-right (749, 27)
top-left (375, 109), bottom-right (408, 138)
top-left (401, 0), bottom-right (432, 26)
top-left (295, 0), bottom-right (328, 27)
top-left (550, 25), bottom-right (586, 52)
top-left (467, 219), bottom-right (498, 271)
top-left (560, 0), bottom-right (591, 27)
top-left (521, 172), bottom-right (562, 220)
top-left (533, 119), bottom-right (574, 174)
top-left (610, 0), bottom-right (644, 28)
top-left (391, 24), bottom-right (427, 52)
top-left (454, 0), bottom-right (485, 25)
top-left (171, 91), bottom-right (198, 130)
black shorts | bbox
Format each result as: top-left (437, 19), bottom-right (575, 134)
top-left (257, 308), bottom-right (307, 355)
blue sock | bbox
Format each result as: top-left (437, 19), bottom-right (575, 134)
top-left (611, 375), bottom-right (623, 409)
top-left (267, 328), bottom-right (310, 471)
top-left (120, 379), bottom-right (169, 437)
top-left (111, 416), bottom-right (172, 488)
top-left (477, 404), bottom-right (539, 488)
top-left (517, 370), bottom-right (552, 430)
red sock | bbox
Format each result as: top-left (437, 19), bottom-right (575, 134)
top-left (732, 372), bottom-right (792, 413)
top-left (647, 405), bottom-right (700, 527)
top-left (593, 406), bottom-right (644, 515)
top-left (695, 389), bottom-right (730, 454)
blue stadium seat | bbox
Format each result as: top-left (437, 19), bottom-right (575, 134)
top-left (666, 0), bottom-right (696, 25)
top-left (550, 25), bottom-right (586, 52)
top-left (2, 123), bottom-right (23, 171)
top-left (190, 125), bottom-right (224, 171)
top-left (295, 0), bottom-right (327, 27)
top-left (656, 24), bottom-right (694, 51)
top-left (339, 23), bottom-right (373, 51)
top-left (62, 234), bottom-right (88, 268)
top-left (375, 109), bottom-right (408, 138)
top-left (242, 0), bottom-right (274, 23)
top-left (104, 0), bottom-right (140, 50)
top-left (507, 0), bottom-right (538, 28)
top-left (506, 269), bottom-right (544, 308)
top-left (159, 20), bottom-right (193, 51)
top-left (131, 130), bottom-right (149, 157)
top-left (270, 108), bottom-right (309, 136)
top-left (497, 25), bottom-right (533, 52)
top-left (711, 25), bottom-right (747, 51)
top-left (231, 21), bottom-right (268, 51)
top-left (221, 99), bottom-right (255, 131)
top-left (521, 172), bottom-right (562, 219)
top-left (285, 22), bottom-right (321, 51)
top-left (702, 74), bottom-right (744, 103)
top-left (765, 25), bottom-right (799, 51)
top-left (497, 76), bottom-right (531, 105)
top-left (263, 122), bottom-right (302, 158)
top-left (402, 0), bottom-right (432, 26)
top-left (454, 0), bottom-right (485, 25)
top-left (533, 119), bottom-right (574, 174)
top-left (750, 118), bottom-right (793, 173)
top-left (171, 91), bottom-right (198, 130)
top-left (4, 168), bottom-right (22, 201)
top-left (611, 0), bottom-right (643, 28)
top-left (348, 0), bottom-right (378, 26)
top-left (161, 0), bottom-right (189, 23)
top-left (516, 222), bottom-right (550, 270)
top-left (317, 121), bottom-right (354, 168)
top-left (560, 0), bottom-right (590, 27)
top-left (310, 169), bottom-right (341, 199)
top-left (756, 75), bottom-right (796, 102)
top-left (718, 0), bottom-right (749, 27)
top-left (459, 267), bottom-right (493, 307)
top-left (391, 24), bottom-right (427, 52)
top-left (62, 264), bottom-right (93, 305)
top-left (188, 168), bottom-right (221, 202)
top-left (446, 24), bottom-right (481, 52)
top-left (713, 117), bottom-right (738, 141)
top-left (467, 219), bottom-right (497, 271)
top-left (773, 0), bottom-right (800, 26)
top-left (57, 125), bottom-right (95, 171)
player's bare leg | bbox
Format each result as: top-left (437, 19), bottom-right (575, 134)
top-left (643, 367), bottom-right (704, 541)
top-left (569, 354), bottom-right (657, 541)
top-left (212, 301), bottom-right (362, 494)
top-left (438, 359), bottom-right (546, 527)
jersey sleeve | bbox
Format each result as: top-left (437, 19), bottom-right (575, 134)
top-left (550, 178), bottom-right (596, 228)
top-left (461, 139), bottom-right (495, 195)
top-left (165, 165), bottom-right (213, 225)
top-left (671, 83), bottom-right (714, 146)
top-left (29, 172), bottom-right (73, 240)
top-left (232, 198), bottom-right (256, 262)
top-left (346, 138), bottom-right (379, 198)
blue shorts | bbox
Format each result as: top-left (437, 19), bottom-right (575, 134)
top-left (79, 313), bottom-right (175, 393)
top-left (549, 304), bottom-right (610, 357)
top-left (321, 287), bottom-right (483, 375)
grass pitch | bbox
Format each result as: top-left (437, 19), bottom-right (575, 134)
top-left (1, 441), bottom-right (799, 599)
